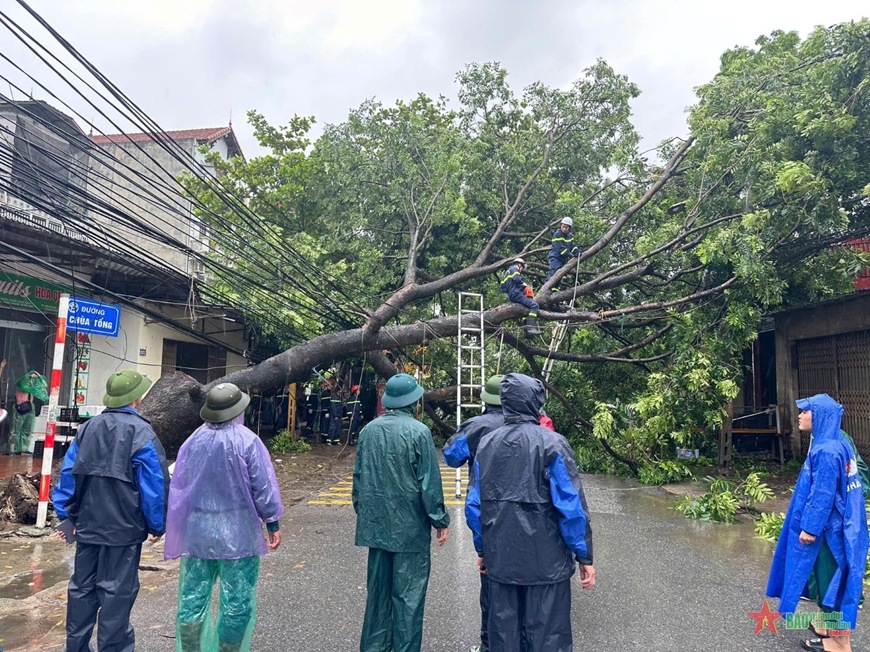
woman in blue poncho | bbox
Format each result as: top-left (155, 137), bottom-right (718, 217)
top-left (766, 394), bottom-right (869, 652)
top-left (165, 383), bottom-right (284, 652)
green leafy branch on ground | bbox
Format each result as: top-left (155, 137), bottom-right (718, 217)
top-left (267, 430), bottom-right (312, 455)
top-left (675, 473), bottom-right (774, 523)
top-left (754, 512), bottom-right (786, 541)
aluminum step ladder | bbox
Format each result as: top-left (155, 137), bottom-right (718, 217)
top-left (455, 292), bottom-right (485, 498)
top-left (542, 321), bottom-right (569, 383)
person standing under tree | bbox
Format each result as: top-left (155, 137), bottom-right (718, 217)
top-left (466, 374), bottom-right (594, 652)
top-left (767, 394), bottom-right (869, 652)
top-left (6, 367), bottom-right (48, 455)
top-left (353, 373), bottom-right (449, 652)
top-left (346, 385), bottom-right (362, 446)
top-left (165, 383), bottom-right (284, 652)
top-left (443, 374), bottom-right (506, 652)
top-left (52, 369), bottom-right (170, 652)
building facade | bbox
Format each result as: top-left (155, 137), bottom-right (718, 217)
top-left (0, 100), bottom-right (253, 452)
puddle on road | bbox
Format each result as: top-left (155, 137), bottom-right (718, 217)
top-left (0, 564), bottom-right (70, 599)
top-left (586, 472), bottom-right (776, 568)
top-left (0, 609), bottom-right (67, 652)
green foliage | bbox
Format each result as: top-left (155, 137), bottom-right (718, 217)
top-left (754, 512), bottom-right (786, 541)
top-left (638, 460), bottom-right (694, 485)
top-left (266, 430), bottom-right (312, 454)
top-left (180, 23), bottom-right (870, 464)
top-left (675, 473), bottom-right (774, 523)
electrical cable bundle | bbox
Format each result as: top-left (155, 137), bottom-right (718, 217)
top-left (0, 1), bottom-right (375, 348)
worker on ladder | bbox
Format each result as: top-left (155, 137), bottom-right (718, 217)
top-left (547, 217), bottom-right (580, 290)
top-left (500, 258), bottom-right (541, 338)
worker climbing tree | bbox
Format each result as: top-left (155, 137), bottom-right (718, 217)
top-left (499, 258), bottom-right (542, 339)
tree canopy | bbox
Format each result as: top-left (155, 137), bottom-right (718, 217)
top-left (158, 21), bottom-right (870, 467)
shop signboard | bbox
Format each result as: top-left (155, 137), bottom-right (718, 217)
top-left (0, 271), bottom-right (74, 313)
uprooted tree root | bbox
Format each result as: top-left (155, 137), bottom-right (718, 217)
top-left (0, 470), bottom-right (59, 524)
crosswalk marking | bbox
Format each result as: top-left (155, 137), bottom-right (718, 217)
top-left (307, 464), bottom-right (469, 506)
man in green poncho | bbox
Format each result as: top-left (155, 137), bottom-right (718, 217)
top-left (4, 364), bottom-right (48, 455)
top-left (352, 373), bottom-right (450, 652)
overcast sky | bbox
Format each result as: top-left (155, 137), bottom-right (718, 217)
top-left (2, 1), bottom-right (868, 157)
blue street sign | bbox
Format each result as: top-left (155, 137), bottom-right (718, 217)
top-left (67, 297), bottom-right (121, 337)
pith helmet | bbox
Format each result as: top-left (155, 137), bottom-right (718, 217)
top-left (103, 370), bottom-right (152, 408)
top-left (512, 257), bottom-right (526, 266)
top-left (561, 217), bottom-right (574, 227)
top-left (480, 375), bottom-right (505, 405)
top-left (200, 383), bottom-right (251, 423)
top-left (381, 373), bottom-right (425, 408)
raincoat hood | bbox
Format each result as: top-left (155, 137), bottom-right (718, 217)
top-left (501, 373), bottom-right (545, 424)
top-left (16, 371), bottom-right (48, 401)
top-left (797, 393), bottom-right (844, 443)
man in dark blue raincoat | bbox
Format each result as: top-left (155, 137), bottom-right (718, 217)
top-left (547, 217), bottom-right (579, 290)
top-left (53, 369), bottom-right (170, 652)
top-left (466, 373), bottom-right (594, 652)
top-left (443, 374), bottom-right (506, 652)
top-left (766, 393), bottom-right (869, 649)
top-left (499, 258), bottom-right (541, 338)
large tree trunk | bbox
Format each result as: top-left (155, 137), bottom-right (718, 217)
top-left (141, 307), bottom-right (519, 450)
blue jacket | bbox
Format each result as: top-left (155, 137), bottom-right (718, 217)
top-left (443, 405), bottom-right (504, 488)
top-left (549, 228), bottom-right (578, 264)
top-left (766, 394), bottom-right (869, 629)
top-left (500, 265), bottom-right (528, 301)
top-left (52, 407), bottom-right (170, 545)
top-left (466, 374), bottom-right (592, 585)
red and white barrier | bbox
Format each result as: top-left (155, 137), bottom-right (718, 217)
top-left (36, 293), bottom-right (69, 528)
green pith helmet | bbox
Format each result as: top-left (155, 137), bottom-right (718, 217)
top-left (103, 369), bottom-right (152, 408)
top-left (480, 375), bottom-right (505, 406)
top-left (15, 371), bottom-right (49, 402)
top-left (381, 373), bottom-right (425, 409)
top-left (200, 383), bottom-right (251, 423)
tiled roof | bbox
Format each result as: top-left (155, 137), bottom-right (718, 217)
top-left (90, 126), bottom-right (233, 145)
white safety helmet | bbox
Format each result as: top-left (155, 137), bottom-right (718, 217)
top-left (560, 217), bottom-right (574, 227)
top-left (513, 257), bottom-right (525, 266)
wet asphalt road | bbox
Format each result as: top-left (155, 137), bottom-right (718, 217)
top-left (117, 473), bottom-right (864, 652)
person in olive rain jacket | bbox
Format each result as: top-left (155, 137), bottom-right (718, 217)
top-left (352, 373), bottom-right (449, 652)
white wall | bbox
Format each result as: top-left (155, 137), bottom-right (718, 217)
top-left (85, 298), bottom-right (248, 405)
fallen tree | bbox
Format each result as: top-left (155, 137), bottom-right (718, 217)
top-left (145, 23), bottom-right (870, 464)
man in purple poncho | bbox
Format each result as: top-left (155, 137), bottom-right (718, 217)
top-left (165, 383), bottom-right (284, 652)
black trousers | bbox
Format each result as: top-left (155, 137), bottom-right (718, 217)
top-left (488, 579), bottom-right (573, 652)
top-left (66, 542), bottom-right (142, 652)
top-left (480, 572), bottom-right (491, 652)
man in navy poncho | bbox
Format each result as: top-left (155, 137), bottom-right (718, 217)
top-left (766, 393), bottom-right (869, 648)
top-left (466, 373), bottom-right (594, 652)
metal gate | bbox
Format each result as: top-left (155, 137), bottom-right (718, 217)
top-left (796, 329), bottom-right (870, 458)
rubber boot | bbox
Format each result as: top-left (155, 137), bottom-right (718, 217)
top-left (524, 316), bottom-right (542, 338)
top-left (178, 622), bottom-right (202, 652)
